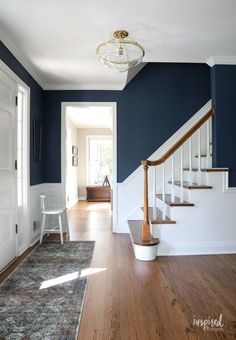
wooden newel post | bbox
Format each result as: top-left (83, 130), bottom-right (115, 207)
top-left (142, 161), bottom-right (150, 241)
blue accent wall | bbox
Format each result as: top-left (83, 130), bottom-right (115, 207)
top-left (0, 41), bottom-right (44, 185)
top-left (211, 65), bottom-right (236, 186)
top-left (44, 63), bottom-right (211, 183)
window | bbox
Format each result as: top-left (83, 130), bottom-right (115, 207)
top-left (87, 136), bottom-right (112, 186)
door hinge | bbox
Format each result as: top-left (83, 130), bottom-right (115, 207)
top-left (15, 96), bottom-right (18, 106)
top-left (15, 160), bottom-right (17, 170)
top-left (15, 224), bottom-right (18, 234)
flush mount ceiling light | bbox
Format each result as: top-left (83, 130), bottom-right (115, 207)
top-left (96, 30), bottom-right (145, 73)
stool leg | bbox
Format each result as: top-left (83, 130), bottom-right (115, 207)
top-left (58, 213), bottom-right (63, 245)
top-left (40, 214), bottom-right (46, 244)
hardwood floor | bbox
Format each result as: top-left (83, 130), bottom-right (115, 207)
top-left (0, 201), bottom-right (235, 339)
top-left (67, 201), bottom-right (236, 340)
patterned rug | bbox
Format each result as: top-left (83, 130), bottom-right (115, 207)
top-left (0, 241), bottom-right (95, 339)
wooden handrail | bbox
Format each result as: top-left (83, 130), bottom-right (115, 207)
top-left (140, 106), bottom-right (215, 242)
top-left (141, 107), bottom-right (215, 167)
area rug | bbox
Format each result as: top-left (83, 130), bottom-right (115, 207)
top-left (0, 241), bottom-right (95, 339)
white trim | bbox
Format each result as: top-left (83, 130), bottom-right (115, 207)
top-left (67, 197), bottom-right (79, 211)
top-left (157, 241), bottom-right (236, 256)
top-left (121, 100), bottom-right (212, 186)
top-left (44, 83), bottom-right (125, 91)
top-left (78, 196), bottom-right (86, 201)
top-left (207, 56), bottom-right (236, 67)
top-left (0, 27), bottom-right (45, 89)
top-left (223, 172), bottom-right (236, 193)
top-left (61, 102), bottom-right (117, 232)
top-left (0, 60), bottom-right (30, 254)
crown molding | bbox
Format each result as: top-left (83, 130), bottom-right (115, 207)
top-left (0, 26), bottom-right (46, 88)
top-left (207, 56), bottom-right (236, 67)
top-left (43, 82), bottom-right (124, 91)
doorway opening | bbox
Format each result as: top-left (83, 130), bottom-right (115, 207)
top-left (61, 102), bottom-right (117, 232)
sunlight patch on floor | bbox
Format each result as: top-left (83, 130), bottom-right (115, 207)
top-left (80, 267), bottom-right (107, 277)
top-left (40, 271), bottom-right (79, 289)
top-left (39, 268), bottom-right (107, 289)
top-left (86, 203), bottom-right (109, 211)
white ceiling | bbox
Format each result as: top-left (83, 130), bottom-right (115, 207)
top-left (67, 106), bottom-right (112, 129)
top-left (0, 0), bottom-right (236, 90)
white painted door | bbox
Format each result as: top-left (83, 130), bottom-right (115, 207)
top-left (0, 69), bottom-right (17, 271)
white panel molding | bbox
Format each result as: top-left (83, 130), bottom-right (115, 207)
top-left (207, 56), bottom-right (236, 67)
top-left (28, 183), bottom-right (66, 245)
top-left (223, 172), bottom-right (236, 193)
top-left (67, 197), bottom-right (79, 210)
top-left (0, 27), bottom-right (45, 89)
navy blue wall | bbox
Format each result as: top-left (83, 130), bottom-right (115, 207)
top-left (211, 65), bottom-right (236, 186)
top-left (0, 41), bottom-right (44, 185)
top-left (44, 63), bottom-right (211, 183)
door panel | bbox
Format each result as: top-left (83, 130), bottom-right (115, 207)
top-left (0, 108), bottom-right (11, 170)
top-left (0, 69), bottom-right (17, 271)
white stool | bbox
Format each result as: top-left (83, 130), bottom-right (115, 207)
top-left (39, 195), bottom-right (69, 245)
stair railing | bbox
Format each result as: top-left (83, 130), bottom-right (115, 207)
top-left (141, 107), bottom-right (215, 241)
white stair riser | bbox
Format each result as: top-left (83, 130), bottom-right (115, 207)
top-left (183, 171), bottom-right (227, 191)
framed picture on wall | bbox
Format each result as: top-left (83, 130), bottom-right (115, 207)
top-left (72, 145), bottom-right (78, 156)
top-left (72, 156), bottom-right (78, 166)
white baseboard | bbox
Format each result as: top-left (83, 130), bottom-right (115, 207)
top-left (157, 241), bottom-right (236, 256)
top-left (67, 197), bottom-right (79, 210)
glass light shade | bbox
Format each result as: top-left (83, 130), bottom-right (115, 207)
top-left (96, 31), bottom-right (145, 73)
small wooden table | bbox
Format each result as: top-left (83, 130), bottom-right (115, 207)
top-left (86, 185), bottom-right (111, 202)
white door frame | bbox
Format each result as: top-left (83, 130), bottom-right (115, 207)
top-left (61, 102), bottom-right (117, 231)
top-left (0, 60), bottom-right (30, 255)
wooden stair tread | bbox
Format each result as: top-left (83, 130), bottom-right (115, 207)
top-left (128, 220), bottom-right (160, 246)
top-left (157, 194), bottom-right (194, 207)
top-left (168, 181), bottom-right (213, 189)
top-left (142, 207), bottom-right (176, 224)
top-left (183, 167), bottom-right (229, 172)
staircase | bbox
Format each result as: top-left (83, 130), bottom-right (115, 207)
top-left (128, 106), bottom-right (232, 261)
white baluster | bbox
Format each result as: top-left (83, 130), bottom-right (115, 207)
top-left (206, 119), bottom-right (210, 169)
top-left (197, 128), bottom-right (201, 184)
top-left (162, 162), bottom-right (166, 220)
top-left (180, 145), bottom-right (184, 202)
top-left (171, 154), bottom-right (175, 202)
top-left (153, 166), bottom-right (157, 220)
top-left (189, 137), bottom-right (192, 184)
